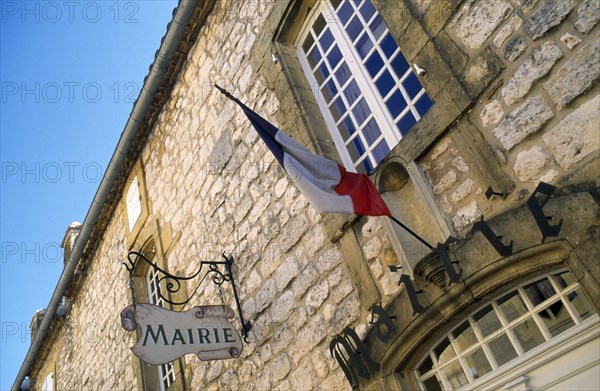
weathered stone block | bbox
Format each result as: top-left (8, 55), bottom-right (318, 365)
top-left (271, 290), bottom-right (296, 323)
top-left (271, 354), bottom-right (291, 383)
top-left (561, 33), bottom-right (582, 50)
top-left (452, 200), bottom-right (482, 230)
top-left (544, 38), bottom-right (600, 109)
top-left (575, 0), bottom-right (600, 33)
top-left (504, 36), bottom-right (528, 62)
top-left (306, 279), bottom-right (329, 314)
top-left (513, 146), bottom-right (551, 181)
top-left (494, 14), bottom-right (523, 47)
top-left (502, 41), bottom-right (563, 105)
top-left (524, 0), bottom-right (576, 40)
top-left (543, 94), bottom-right (600, 169)
top-left (493, 95), bottom-right (554, 150)
top-left (451, 0), bottom-right (513, 49)
top-left (480, 99), bottom-right (505, 127)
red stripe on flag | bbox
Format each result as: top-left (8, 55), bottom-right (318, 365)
top-left (333, 165), bottom-right (391, 217)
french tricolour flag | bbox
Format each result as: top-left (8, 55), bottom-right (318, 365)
top-left (216, 85), bottom-right (391, 217)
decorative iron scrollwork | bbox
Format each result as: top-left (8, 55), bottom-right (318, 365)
top-left (123, 251), bottom-right (252, 342)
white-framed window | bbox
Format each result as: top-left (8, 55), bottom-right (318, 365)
top-left (296, 0), bottom-right (433, 174)
top-left (146, 264), bottom-right (176, 391)
top-left (415, 270), bottom-right (597, 390)
top-left (41, 372), bottom-right (54, 391)
top-left (126, 175), bottom-right (142, 232)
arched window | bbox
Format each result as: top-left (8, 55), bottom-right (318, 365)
top-left (415, 270), bottom-right (597, 390)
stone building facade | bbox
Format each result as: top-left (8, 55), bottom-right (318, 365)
top-left (14, 0), bottom-right (599, 390)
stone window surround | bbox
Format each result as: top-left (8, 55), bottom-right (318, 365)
top-left (260, 0), bottom-right (482, 242)
top-left (414, 269), bottom-right (597, 390)
top-left (129, 220), bottom-right (187, 391)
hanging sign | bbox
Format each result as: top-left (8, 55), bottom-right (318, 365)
top-left (120, 304), bottom-right (243, 365)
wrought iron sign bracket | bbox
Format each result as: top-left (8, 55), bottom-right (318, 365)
top-left (123, 251), bottom-right (252, 343)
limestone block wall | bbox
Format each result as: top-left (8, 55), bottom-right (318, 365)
top-left (416, 0), bottom-right (599, 231)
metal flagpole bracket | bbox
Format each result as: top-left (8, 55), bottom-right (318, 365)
top-left (123, 251), bottom-right (252, 343)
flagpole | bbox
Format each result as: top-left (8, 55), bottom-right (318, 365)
top-left (388, 215), bottom-right (434, 250)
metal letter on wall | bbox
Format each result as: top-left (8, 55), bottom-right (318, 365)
top-left (398, 274), bottom-right (428, 315)
top-left (121, 304), bottom-right (243, 365)
top-left (436, 237), bottom-right (462, 285)
top-left (330, 327), bottom-right (380, 389)
top-left (370, 304), bottom-right (396, 343)
top-left (471, 217), bottom-right (513, 257)
top-left (527, 181), bottom-right (563, 242)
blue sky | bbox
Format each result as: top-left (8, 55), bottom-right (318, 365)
top-left (0, 1), bottom-right (178, 388)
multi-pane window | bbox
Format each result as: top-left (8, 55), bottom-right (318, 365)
top-left (146, 266), bottom-right (176, 390)
top-left (415, 271), bottom-right (597, 390)
top-left (297, 0), bottom-right (432, 173)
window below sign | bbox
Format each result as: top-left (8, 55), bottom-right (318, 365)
top-left (296, 0), bottom-right (432, 174)
top-left (415, 270), bottom-right (597, 390)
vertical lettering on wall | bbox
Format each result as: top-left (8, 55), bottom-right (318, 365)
top-left (398, 274), bottom-right (428, 315)
top-left (436, 237), bottom-right (462, 285)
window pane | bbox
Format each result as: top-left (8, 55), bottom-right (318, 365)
top-left (303, 33), bottom-right (315, 53)
top-left (375, 70), bottom-right (395, 98)
top-left (331, 97), bottom-right (346, 122)
top-left (320, 29), bottom-right (335, 52)
top-left (356, 32), bottom-right (374, 59)
top-left (442, 361), bottom-right (469, 389)
top-left (338, 116), bottom-right (356, 141)
top-left (334, 62), bottom-right (352, 87)
top-left (568, 289), bottom-right (595, 321)
top-left (348, 135), bottom-right (366, 160)
top-left (511, 317), bottom-right (546, 353)
top-left (386, 89), bottom-right (407, 119)
top-left (391, 53), bottom-right (410, 78)
top-left (524, 278), bottom-right (556, 306)
top-left (358, 158), bottom-right (372, 174)
top-left (539, 301), bottom-right (575, 337)
top-left (372, 140), bottom-right (390, 164)
top-left (474, 305), bottom-right (502, 337)
top-left (337, 0), bottom-right (354, 25)
top-left (403, 72), bottom-right (423, 100)
top-left (498, 291), bottom-right (528, 323)
top-left (380, 33), bottom-right (398, 59)
top-left (422, 375), bottom-right (443, 391)
top-left (352, 98), bottom-right (371, 126)
top-left (398, 112), bottom-right (417, 135)
top-left (415, 94), bottom-right (433, 116)
top-left (343, 80), bottom-right (361, 106)
top-left (307, 47), bottom-right (322, 70)
top-left (452, 321), bottom-right (477, 352)
top-left (417, 355), bottom-right (434, 376)
top-left (362, 118), bottom-right (381, 144)
top-left (369, 15), bottom-right (385, 40)
top-left (314, 63), bottom-right (329, 85)
top-left (346, 15), bottom-right (363, 42)
top-left (554, 270), bottom-right (575, 289)
top-left (327, 45), bottom-right (343, 69)
top-left (314, 14), bottom-right (327, 36)
top-left (359, 0), bottom-right (376, 22)
top-left (434, 337), bottom-right (456, 365)
top-left (488, 333), bottom-right (518, 366)
top-left (464, 348), bottom-right (492, 380)
top-left (365, 51), bottom-right (384, 78)
top-left (321, 80), bottom-right (338, 103)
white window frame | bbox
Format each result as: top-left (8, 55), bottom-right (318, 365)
top-left (146, 264), bottom-right (176, 391)
top-left (296, 0), bottom-right (430, 173)
top-left (415, 271), bottom-right (599, 391)
top-left (126, 176), bottom-right (142, 232)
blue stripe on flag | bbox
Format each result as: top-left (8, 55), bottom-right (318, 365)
top-left (239, 105), bottom-right (285, 166)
